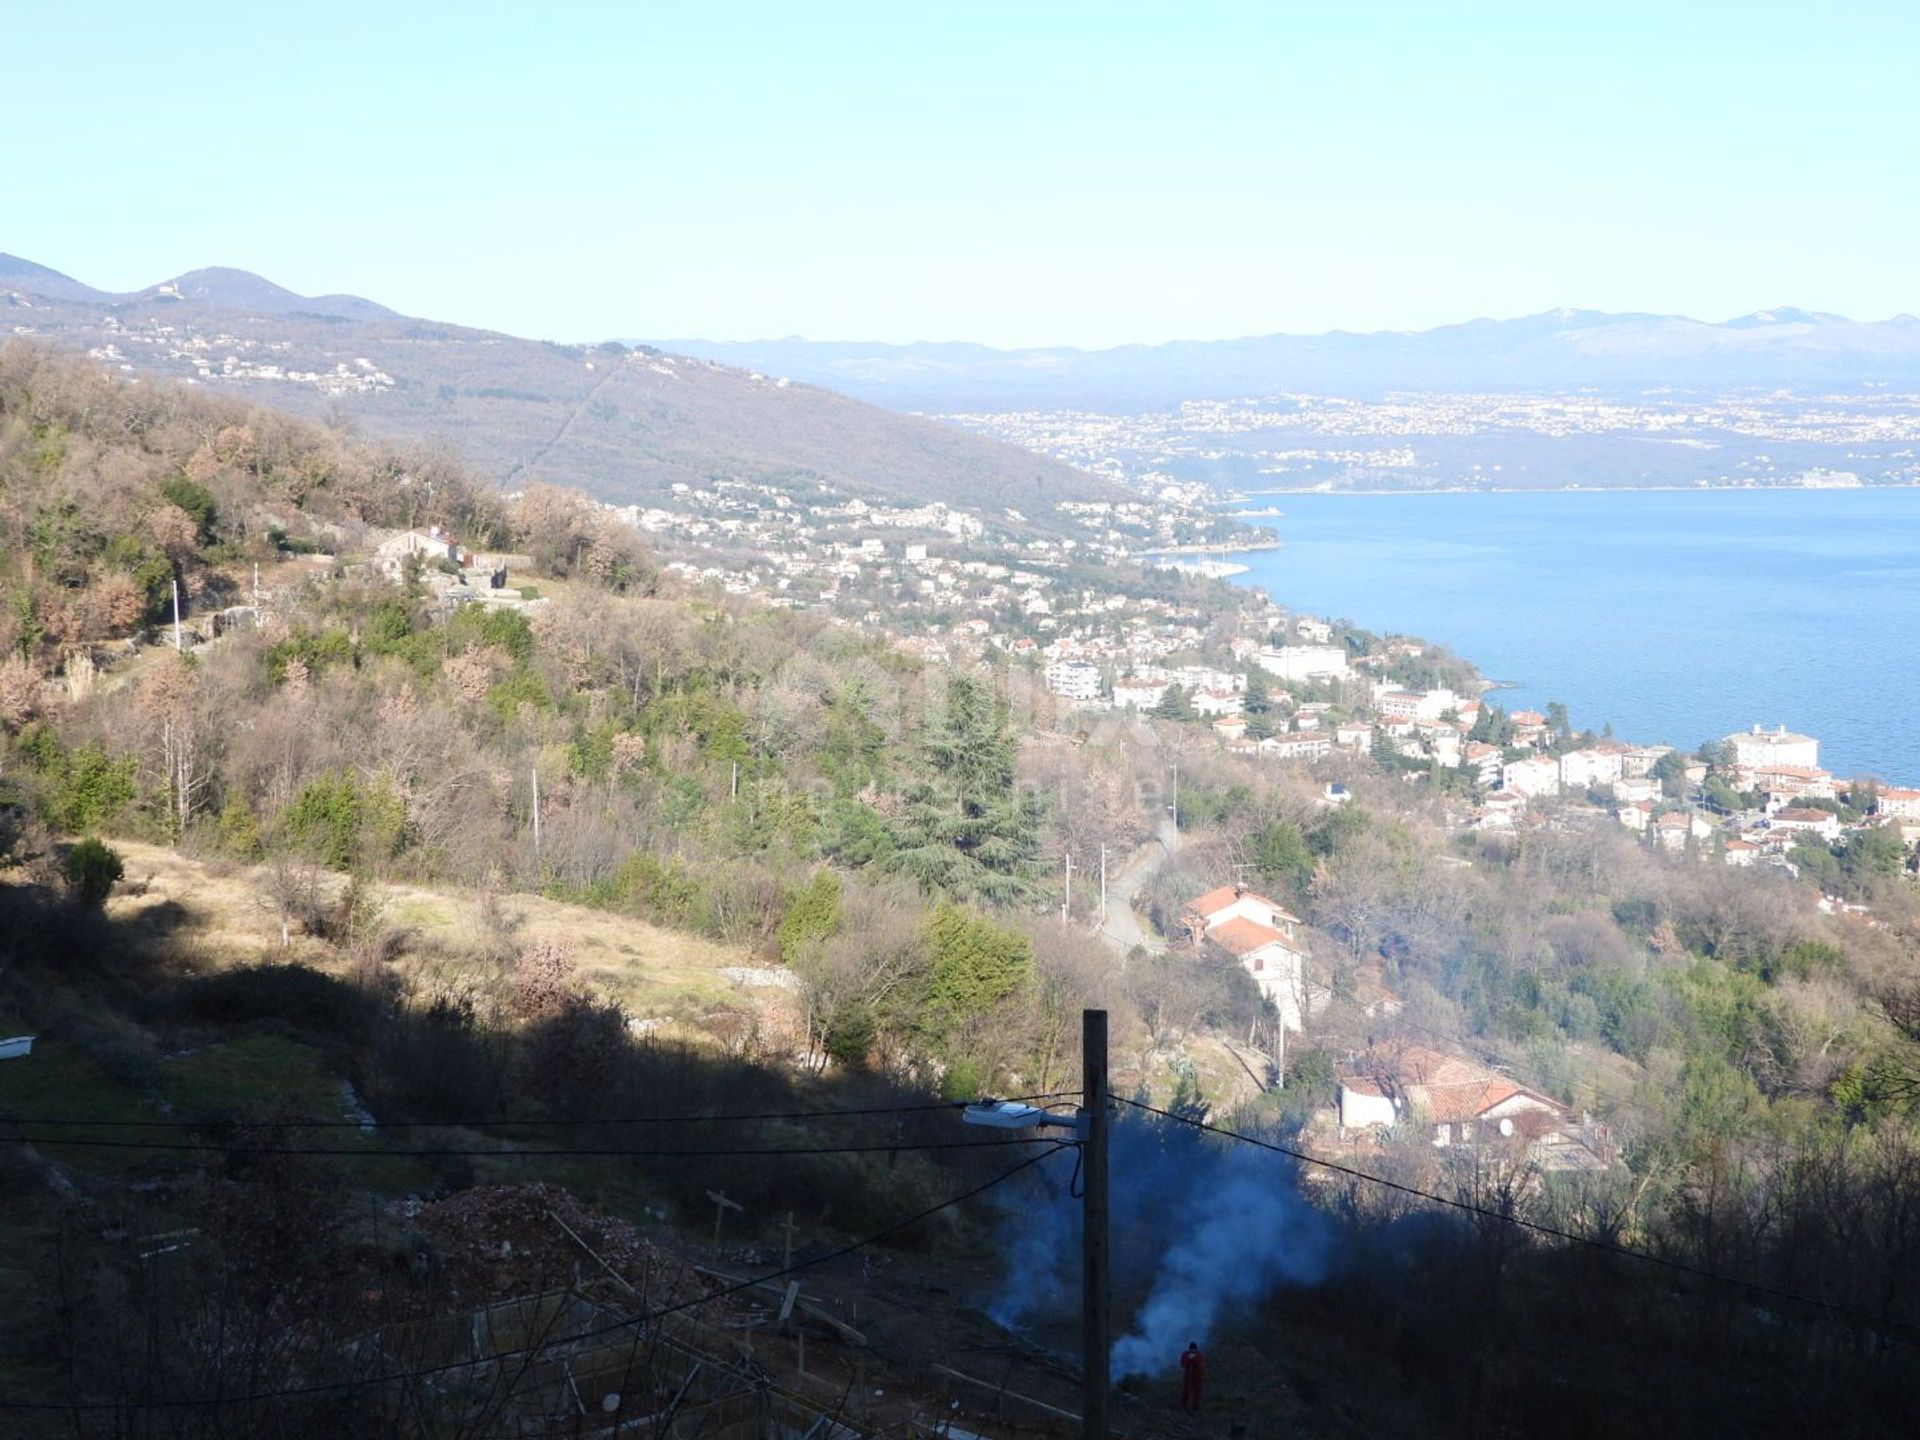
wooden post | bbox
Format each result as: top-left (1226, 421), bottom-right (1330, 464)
top-left (780, 1211), bottom-right (797, 1273)
top-left (1082, 1009), bottom-right (1109, 1440)
top-left (706, 1190), bottom-right (741, 1262)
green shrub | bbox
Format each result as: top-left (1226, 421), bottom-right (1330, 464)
top-left (160, 477), bottom-right (218, 540)
top-left (282, 773), bottom-right (406, 871)
top-left (264, 627), bottom-right (354, 684)
top-left (777, 869), bottom-right (842, 963)
top-left (485, 669), bottom-right (551, 718)
top-left (63, 837), bottom-right (123, 907)
top-left (923, 902), bottom-right (1032, 1040)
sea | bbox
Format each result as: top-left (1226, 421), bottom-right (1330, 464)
top-left (1229, 488), bottom-right (1920, 785)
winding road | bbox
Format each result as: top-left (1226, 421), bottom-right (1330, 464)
top-left (1097, 811), bottom-right (1182, 954)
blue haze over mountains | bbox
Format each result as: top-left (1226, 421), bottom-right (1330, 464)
top-left (650, 309), bottom-right (1920, 411)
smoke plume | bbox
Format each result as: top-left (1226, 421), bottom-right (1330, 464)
top-left (988, 1113), bottom-right (1331, 1379)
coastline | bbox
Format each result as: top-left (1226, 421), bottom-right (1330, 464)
top-left (1138, 537), bottom-right (1282, 556)
top-left (1209, 493), bottom-right (1920, 787)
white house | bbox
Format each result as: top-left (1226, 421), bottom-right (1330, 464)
top-left (1183, 886), bottom-right (1310, 1031)
top-left (1112, 677), bottom-right (1170, 710)
top-left (1612, 774), bottom-right (1660, 805)
top-left (1192, 689), bottom-right (1245, 718)
top-left (1501, 756), bottom-right (1561, 798)
top-left (1335, 722), bottom-right (1375, 752)
top-left (1336, 1046), bottom-right (1602, 1168)
top-left (1461, 741), bottom-right (1503, 787)
top-left (1874, 786), bottom-right (1920, 821)
top-left (1559, 746), bottom-right (1625, 791)
top-left (1653, 810), bottom-right (1714, 852)
top-left (1769, 807), bottom-right (1842, 843)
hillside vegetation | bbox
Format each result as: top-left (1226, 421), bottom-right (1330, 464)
top-left (5, 346), bottom-right (1920, 1436)
top-left (1, 259), bottom-right (1123, 519)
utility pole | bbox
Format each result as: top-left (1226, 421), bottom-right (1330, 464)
top-left (1063, 851), bottom-right (1073, 922)
top-left (171, 578), bottom-right (183, 652)
top-left (1099, 844), bottom-right (1108, 924)
top-left (1169, 757), bottom-right (1180, 830)
top-left (1082, 1009), bottom-right (1110, 1440)
top-left (530, 764), bottom-right (541, 862)
top-left (958, 1014), bottom-right (1109, 1440)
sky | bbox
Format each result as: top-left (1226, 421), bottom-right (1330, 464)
top-left (5, 1), bottom-right (1918, 348)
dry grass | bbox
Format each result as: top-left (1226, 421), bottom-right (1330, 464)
top-left (104, 841), bottom-right (786, 1043)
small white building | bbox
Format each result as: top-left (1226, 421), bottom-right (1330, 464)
top-left (1112, 677), bottom-right (1170, 710)
top-left (1261, 732), bottom-right (1333, 762)
top-left (1877, 786), bottom-right (1920, 821)
top-left (1769, 807), bottom-right (1842, 843)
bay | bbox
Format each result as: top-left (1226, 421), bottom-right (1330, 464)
top-left (1232, 489), bottom-right (1920, 784)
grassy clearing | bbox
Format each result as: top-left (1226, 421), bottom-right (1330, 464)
top-left (104, 841), bottom-right (778, 1038)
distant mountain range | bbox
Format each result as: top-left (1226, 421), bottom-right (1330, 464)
top-left (0, 254), bottom-right (1117, 520)
top-left (648, 308), bottom-right (1920, 412)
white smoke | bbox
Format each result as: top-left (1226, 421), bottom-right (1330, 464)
top-left (1109, 1151), bottom-right (1330, 1378)
top-left (987, 1116), bottom-right (1332, 1375)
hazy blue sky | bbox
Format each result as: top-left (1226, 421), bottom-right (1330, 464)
top-left (6, 2), bottom-right (1916, 347)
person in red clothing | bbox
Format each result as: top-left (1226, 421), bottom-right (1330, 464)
top-left (1179, 1341), bottom-right (1206, 1410)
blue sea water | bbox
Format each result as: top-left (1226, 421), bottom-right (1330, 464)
top-left (1233, 489), bottom-right (1920, 784)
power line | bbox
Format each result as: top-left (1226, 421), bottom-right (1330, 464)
top-left (1113, 1094), bottom-right (1920, 1336)
top-left (0, 1091), bottom-right (1078, 1131)
top-left (0, 1134), bottom-right (1058, 1159)
top-left (0, 1142), bottom-right (1071, 1414)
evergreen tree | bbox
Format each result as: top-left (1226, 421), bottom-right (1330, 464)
top-left (889, 674), bottom-right (1045, 903)
top-left (1153, 683), bottom-right (1195, 721)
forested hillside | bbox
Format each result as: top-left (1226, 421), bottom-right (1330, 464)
top-left (1, 257), bottom-right (1123, 520)
top-left (4, 345), bottom-right (1920, 1436)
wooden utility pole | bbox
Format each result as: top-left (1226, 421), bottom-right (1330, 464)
top-left (1099, 845), bottom-right (1108, 923)
top-left (171, 578), bottom-right (183, 652)
top-left (1082, 1010), bottom-right (1110, 1440)
top-left (1063, 851), bottom-right (1073, 921)
top-left (780, 1211), bottom-right (798, 1273)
